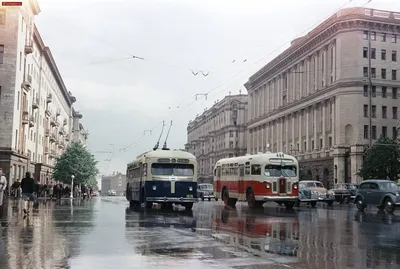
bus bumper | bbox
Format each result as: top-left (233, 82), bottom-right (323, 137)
top-left (146, 197), bottom-right (197, 203)
top-left (260, 196), bottom-right (299, 202)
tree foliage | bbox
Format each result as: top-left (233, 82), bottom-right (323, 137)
top-left (53, 141), bottom-right (99, 187)
top-left (358, 136), bottom-right (400, 181)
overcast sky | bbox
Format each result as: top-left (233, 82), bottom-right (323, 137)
top-left (35, 0), bottom-right (399, 175)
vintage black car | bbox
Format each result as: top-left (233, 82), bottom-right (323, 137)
top-left (329, 183), bottom-right (358, 204)
top-left (355, 180), bottom-right (400, 213)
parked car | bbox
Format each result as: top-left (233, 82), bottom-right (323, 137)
top-left (197, 183), bottom-right (216, 201)
top-left (355, 180), bottom-right (400, 213)
top-left (108, 190), bottom-right (117, 196)
top-left (300, 181), bottom-right (335, 206)
top-left (329, 183), bottom-right (358, 204)
top-left (297, 182), bottom-right (319, 207)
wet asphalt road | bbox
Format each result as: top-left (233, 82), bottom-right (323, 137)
top-left (0, 198), bottom-right (400, 269)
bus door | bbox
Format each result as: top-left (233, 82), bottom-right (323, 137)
top-left (214, 166), bottom-right (221, 194)
top-left (238, 164), bottom-right (245, 196)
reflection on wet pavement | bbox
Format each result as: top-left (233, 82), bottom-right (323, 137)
top-left (1, 198), bottom-right (400, 268)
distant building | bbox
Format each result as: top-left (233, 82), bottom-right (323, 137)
top-left (185, 94), bottom-right (248, 183)
top-left (101, 172), bottom-right (126, 195)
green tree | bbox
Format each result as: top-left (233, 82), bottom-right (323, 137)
top-left (358, 136), bottom-right (400, 181)
top-left (53, 141), bottom-right (99, 186)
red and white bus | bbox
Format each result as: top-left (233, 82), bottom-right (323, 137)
top-left (213, 152), bottom-right (299, 209)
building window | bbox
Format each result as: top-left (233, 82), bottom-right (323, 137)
top-left (382, 106), bottom-right (387, 119)
top-left (229, 141), bottom-right (233, 148)
top-left (393, 127), bottom-right (398, 139)
top-left (363, 31), bottom-right (369, 40)
top-left (371, 32), bottom-right (376, 40)
top-left (0, 45), bottom-right (3, 64)
top-left (381, 33), bottom-right (386, 42)
top-left (382, 126), bottom-right (387, 138)
top-left (372, 86), bottom-right (376, 97)
top-left (329, 137), bottom-right (332, 148)
top-left (363, 47), bottom-right (368, 58)
top-left (393, 88), bottom-right (398, 99)
top-left (371, 68), bottom-right (376, 78)
top-left (393, 107), bottom-right (398, 119)
top-left (363, 67), bottom-right (368, 77)
top-left (381, 69), bottom-right (386, 79)
top-left (372, 125), bottom-right (377, 139)
top-left (19, 51), bottom-right (22, 70)
top-left (392, 70), bottom-right (397, 80)
top-left (229, 130), bottom-right (233, 137)
top-left (371, 48), bottom-right (376, 59)
top-left (382, 87), bottom-right (387, 98)
top-left (392, 34), bottom-right (397, 43)
top-left (363, 105), bottom-right (368, 117)
top-left (381, 49), bottom-right (386, 60)
top-left (372, 105), bottom-right (376, 118)
top-left (364, 85), bottom-right (368, 97)
top-left (392, 51), bottom-right (397, 62)
top-left (364, 125), bottom-right (368, 139)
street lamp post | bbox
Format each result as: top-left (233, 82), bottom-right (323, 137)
top-left (70, 175), bottom-right (75, 199)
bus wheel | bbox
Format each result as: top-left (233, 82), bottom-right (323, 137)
top-left (185, 203), bottom-right (193, 211)
top-left (247, 190), bottom-right (262, 209)
top-left (284, 202), bottom-right (295, 210)
top-left (145, 202), bottom-right (153, 209)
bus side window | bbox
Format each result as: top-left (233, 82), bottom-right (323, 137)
top-left (239, 165), bottom-right (244, 177)
top-left (251, 164), bottom-right (261, 175)
top-left (245, 165), bottom-right (250, 175)
top-left (217, 167), bottom-right (221, 177)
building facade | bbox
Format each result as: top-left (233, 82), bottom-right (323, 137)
top-left (101, 172), bottom-right (126, 195)
top-left (245, 7), bottom-right (400, 187)
top-left (0, 0), bottom-right (87, 188)
top-left (185, 94), bottom-right (248, 183)
top-left (72, 108), bottom-right (88, 144)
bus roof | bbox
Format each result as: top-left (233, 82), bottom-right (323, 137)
top-left (128, 149), bottom-right (196, 166)
top-left (215, 152), bottom-right (298, 166)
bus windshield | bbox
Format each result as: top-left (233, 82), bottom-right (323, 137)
top-left (151, 163), bottom-right (194, 176)
top-left (264, 165), bottom-right (297, 177)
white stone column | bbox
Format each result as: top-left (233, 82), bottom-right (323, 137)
top-left (299, 64), bottom-right (303, 99)
top-left (266, 123), bottom-right (269, 151)
top-left (285, 116), bottom-right (289, 154)
top-left (261, 126), bottom-right (264, 151)
top-left (280, 119), bottom-right (284, 152)
top-left (313, 105), bottom-right (317, 150)
top-left (265, 84), bottom-right (269, 114)
top-left (298, 111), bottom-right (302, 152)
top-left (332, 98), bottom-right (336, 146)
top-left (292, 113), bottom-right (295, 150)
top-left (322, 101), bottom-right (326, 150)
top-left (306, 108), bottom-right (310, 151)
top-left (247, 129), bottom-right (251, 154)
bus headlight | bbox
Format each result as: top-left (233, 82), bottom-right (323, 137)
top-left (189, 186), bottom-right (193, 191)
top-left (293, 184), bottom-right (298, 190)
top-left (265, 183), bottom-right (270, 189)
top-left (152, 186), bottom-right (157, 191)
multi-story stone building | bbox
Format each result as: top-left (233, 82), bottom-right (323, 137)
top-left (245, 7), bottom-right (400, 187)
top-left (72, 109), bottom-right (89, 144)
top-left (185, 94), bottom-right (248, 183)
top-left (101, 171), bottom-right (126, 196)
top-left (0, 0), bottom-right (87, 188)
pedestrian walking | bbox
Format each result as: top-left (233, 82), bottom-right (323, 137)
top-left (20, 172), bottom-right (36, 215)
top-left (0, 168), bottom-right (7, 207)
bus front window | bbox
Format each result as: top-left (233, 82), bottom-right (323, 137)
top-left (151, 163), bottom-right (194, 176)
top-left (265, 165), bottom-right (297, 177)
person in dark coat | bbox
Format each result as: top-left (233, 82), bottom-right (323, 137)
top-left (20, 172), bottom-right (36, 215)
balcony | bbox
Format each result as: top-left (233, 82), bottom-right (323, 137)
top-left (45, 109), bottom-right (51, 117)
top-left (55, 119), bottom-right (60, 127)
top-left (46, 94), bottom-right (52, 103)
top-left (59, 141), bottom-right (65, 149)
top-left (63, 119), bottom-right (67, 126)
top-left (44, 147), bottom-right (49, 155)
top-left (56, 109), bottom-right (61, 116)
top-left (50, 134), bottom-right (56, 142)
top-left (69, 91), bottom-right (76, 103)
top-left (29, 116), bottom-right (35, 128)
top-left (65, 134), bottom-right (70, 141)
top-left (21, 111), bottom-right (29, 125)
top-left (59, 128), bottom-right (64, 135)
top-left (49, 150), bottom-right (56, 159)
top-left (22, 75), bottom-right (32, 91)
top-left (50, 117), bottom-right (56, 127)
top-left (45, 129), bottom-right (50, 137)
top-left (32, 98), bottom-right (39, 109)
top-left (25, 44), bottom-right (33, 54)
